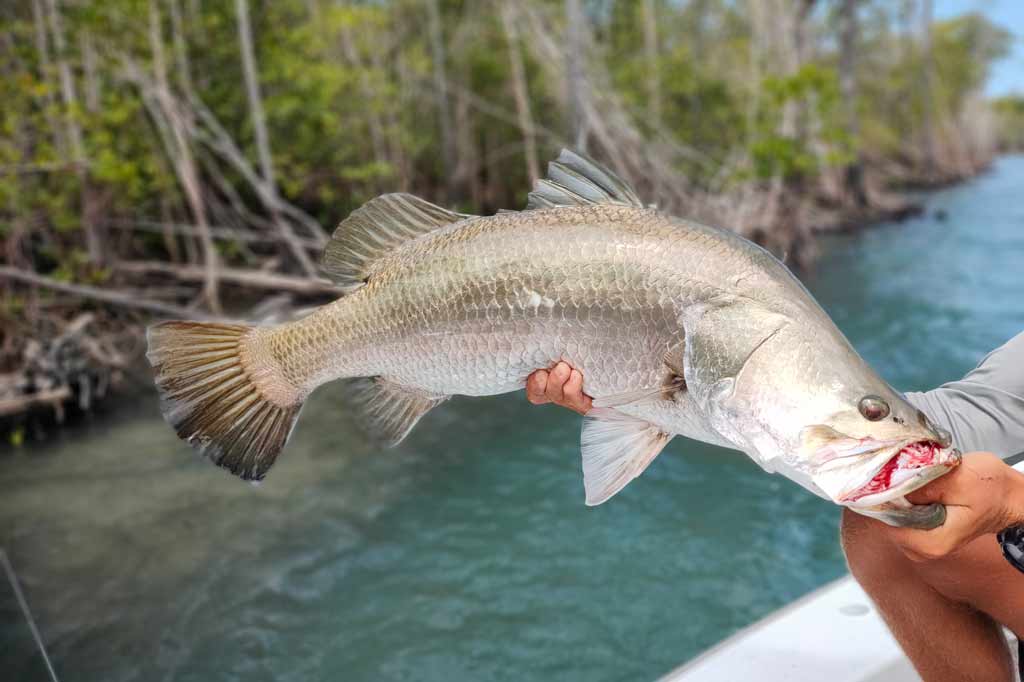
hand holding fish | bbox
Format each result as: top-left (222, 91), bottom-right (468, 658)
top-left (879, 452), bottom-right (1024, 562)
top-left (525, 362), bottom-right (592, 415)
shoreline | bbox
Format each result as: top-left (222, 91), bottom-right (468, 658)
top-left (0, 157), bottom-right (1000, 443)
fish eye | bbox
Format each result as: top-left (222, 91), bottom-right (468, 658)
top-left (858, 395), bottom-right (890, 421)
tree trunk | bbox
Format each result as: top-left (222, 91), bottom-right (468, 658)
top-left (641, 0), bottom-right (662, 200)
top-left (500, 3), bottom-right (540, 186)
top-left (641, 0), bottom-right (662, 128)
top-left (565, 0), bottom-right (586, 150)
top-left (920, 0), bottom-right (937, 176)
top-left (168, 0), bottom-right (195, 95)
top-left (148, 0), bottom-right (221, 312)
top-left (31, 0), bottom-right (62, 154)
top-left (425, 0), bottom-right (455, 196)
top-left (839, 0), bottom-right (868, 207)
top-left (235, 0), bottom-right (275, 194)
top-left (43, 0), bottom-right (82, 160)
top-left (235, 0), bottom-right (318, 276)
top-left (44, 0), bottom-right (104, 266)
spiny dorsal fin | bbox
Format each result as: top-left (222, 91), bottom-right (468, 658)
top-left (322, 193), bottom-right (472, 292)
top-left (526, 149), bottom-right (643, 210)
top-left (352, 376), bottom-right (449, 446)
top-left (580, 408), bottom-right (672, 505)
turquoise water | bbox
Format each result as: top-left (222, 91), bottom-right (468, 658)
top-left (3, 156), bottom-right (1023, 681)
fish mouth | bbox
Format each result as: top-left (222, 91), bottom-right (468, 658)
top-left (839, 440), bottom-right (961, 507)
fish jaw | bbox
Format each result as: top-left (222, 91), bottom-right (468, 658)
top-left (838, 441), bottom-right (962, 509)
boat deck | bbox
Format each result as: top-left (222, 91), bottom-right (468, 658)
top-left (659, 576), bottom-right (921, 682)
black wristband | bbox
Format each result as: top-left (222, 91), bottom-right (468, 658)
top-left (997, 525), bottom-right (1024, 575)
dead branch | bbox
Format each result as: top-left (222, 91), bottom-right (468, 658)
top-left (104, 219), bottom-right (322, 251)
top-left (0, 266), bottom-right (218, 319)
top-left (113, 261), bottom-right (339, 296)
top-left (0, 386), bottom-right (71, 419)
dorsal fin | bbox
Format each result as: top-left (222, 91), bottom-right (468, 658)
top-left (322, 193), bottom-right (472, 292)
top-left (526, 149), bottom-right (643, 210)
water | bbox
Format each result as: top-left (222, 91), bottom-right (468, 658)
top-left (3, 156), bottom-right (1023, 682)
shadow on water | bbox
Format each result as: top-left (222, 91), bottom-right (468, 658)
top-left (2, 156), bottom-right (1023, 681)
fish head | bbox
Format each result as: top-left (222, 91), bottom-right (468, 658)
top-left (700, 314), bottom-right (960, 509)
top-left (794, 384), bottom-right (961, 508)
top-left (773, 326), bottom-right (963, 507)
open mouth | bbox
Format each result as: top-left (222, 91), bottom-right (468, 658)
top-left (840, 441), bottom-right (949, 503)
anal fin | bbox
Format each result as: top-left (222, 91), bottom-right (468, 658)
top-left (592, 376), bottom-right (685, 409)
top-left (353, 377), bottom-right (449, 446)
top-left (580, 408), bottom-right (672, 505)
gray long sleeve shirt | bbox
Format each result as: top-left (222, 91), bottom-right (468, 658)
top-left (905, 332), bottom-right (1024, 458)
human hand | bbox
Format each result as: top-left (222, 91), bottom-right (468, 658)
top-left (884, 452), bottom-right (1024, 561)
top-left (525, 362), bottom-right (592, 415)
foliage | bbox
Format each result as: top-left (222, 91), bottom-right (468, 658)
top-left (0, 0), bottom-right (1016, 279)
top-left (994, 96), bottom-right (1024, 151)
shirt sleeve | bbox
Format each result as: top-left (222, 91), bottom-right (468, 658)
top-left (904, 332), bottom-right (1024, 458)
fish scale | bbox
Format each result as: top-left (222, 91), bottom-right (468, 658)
top-left (298, 210), bottom-right (721, 399)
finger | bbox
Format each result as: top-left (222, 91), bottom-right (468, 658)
top-left (526, 371), bottom-right (550, 405)
top-left (564, 369), bottom-right (592, 415)
top-left (545, 362), bottom-right (571, 404)
top-left (905, 458), bottom-right (968, 506)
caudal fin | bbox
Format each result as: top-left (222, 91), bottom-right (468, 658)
top-left (146, 321), bottom-right (303, 482)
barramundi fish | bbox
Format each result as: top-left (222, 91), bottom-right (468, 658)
top-left (148, 149), bottom-right (960, 528)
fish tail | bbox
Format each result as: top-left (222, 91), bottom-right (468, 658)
top-left (147, 320), bottom-right (304, 482)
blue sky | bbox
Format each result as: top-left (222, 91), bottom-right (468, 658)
top-left (935, 0), bottom-right (1024, 96)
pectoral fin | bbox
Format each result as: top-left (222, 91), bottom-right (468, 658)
top-left (580, 409), bottom-right (672, 505)
top-left (592, 339), bottom-right (687, 408)
top-left (591, 377), bottom-right (684, 409)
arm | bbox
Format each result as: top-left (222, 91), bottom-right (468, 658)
top-left (885, 332), bottom-right (1024, 560)
top-left (904, 332), bottom-right (1024, 457)
top-left (889, 452), bottom-right (1024, 561)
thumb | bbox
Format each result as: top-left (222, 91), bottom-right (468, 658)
top-left (887, 504), bottom-right (972, 561)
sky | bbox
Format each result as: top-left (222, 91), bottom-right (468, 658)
top-left (935, 0), bottom-right (1024, 96)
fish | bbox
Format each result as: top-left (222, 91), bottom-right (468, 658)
top-left (147, 149), bottom-right (960, 529)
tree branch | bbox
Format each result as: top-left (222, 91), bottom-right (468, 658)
top-left (0, 266), bottom-right (217, 319)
